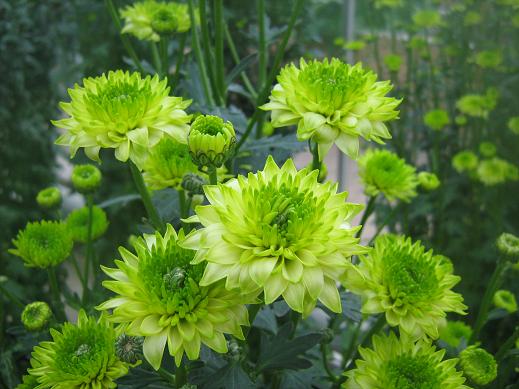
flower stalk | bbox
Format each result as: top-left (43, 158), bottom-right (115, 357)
top-left (47, 267), bottom-right (66, 322)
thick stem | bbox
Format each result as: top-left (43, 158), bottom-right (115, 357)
top-left (310, 140), bottom-right (321, 171)
top-left (208, 168), bottom-right (218, 185)
top-left (157, 366), bottom-right (176, 385)
top-left (47, 267), bottom-right (66, 322)
top-left (198, 0), bottom-right (219, 103)
top-left (321, 342), bottom-right (340, 383)
top-left (368, 205), bottom-right (397, 245)
top-left (151, 42), bottom-right (163, 76)
top-left (129, 161), bottom-right (165, 231)
top-left (214, 0), bottom-right (226, 103)
top-left (244, 302), bottom-right (263, 338)
top-left (355, 196), bottom-right (377, 239)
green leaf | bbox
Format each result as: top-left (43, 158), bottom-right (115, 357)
top-left (97, 194), bottom-right (140, 209)
top-left (225, 53), bottom-right (258, 85)
top-left (151, 189), bottom-right (180, 224)
top-left (253, 306), bottom-right (278, 334)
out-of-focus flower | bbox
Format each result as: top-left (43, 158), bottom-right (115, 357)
top-left (21, 302), bottom-right (52, 331)
top-left (508, 116), bottom-right (519, 135)
top-left (463, 11), bottom-right (482, 26)
top-left (412, 9), bottom-right (443, 29)
top-left (71, 164), bottom-right (102, 194)
top-left (473, 50), bottom-right (503, 69)
top-left (439, 321), bottom-right (473, 348)
top-left (456, 89), bottom-right (498, 118)
top-left (459, 346), bottom-right (497, 386)
top-left (478, 142), bottom-right (497, 157)
top-left (424, 109), bottom-right (450, 131)
top-left (66, 206), bottom-right (109, 243)
top-left (452, 150), bottom-right (478, 173)
top-left (497, 232), bottom-right (519, 260)
top-left (493, 289), bottom-right (517, 313)
top-left (476, 157), bottom-right (519, 186)
top-left (418, 171), bottom-right (440, 191)
top-left (36, 187), bottom-right (62, 210)
top-left (383, 54), bottom-right (402, 72)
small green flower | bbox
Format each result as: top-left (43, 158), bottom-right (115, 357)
top-left (344, 332), bottom-right (468, 389)
top-left (9, 221), bottom-right (73, 268)
top-left (477, 157), bottom-right (519, 186)
top-left (455, 115), bottom-right (467, 126)
top-left (384, 54), bottom-right (402, 72)
top-left (182, 157), bottom-right (368, 317)
top-left (418, 171), bottom-right (440, 191)
top-left (344, 40), bottom-right (366, 51)
top-left (98, 225), bottom-right (254, 368)
top-left (374, 0), bottom-right (403, 8)
top-left (16, 375), bottom-right (39, 389)
top-left (71, 164), bottom-right (102, 194)
top-left (493, 289), bottom-right (517, 313)
top-left (188, 115), bottom-right (236, 170)
top-left (358, 149), bottom-right (418, 202)
top-left (439, 321), bottom-right (473, 348)
top-left (36, 187), bottom-right (62, 210)
top-left (452, 150), bottom-right (478, 173)
top-left (413, 9), bottom-right (443, 29)
top-left (345, 234), bottom-right (467, 339)
top-left (508, 116), bottom-right (519, 135)
top-left (21, 302), bottom-right (52, 331)
top-left (27, 310), bottom-right (130, 388)
top-left (54, 70), bottom-right (191, 165)
top-left (261, 58), bottom-right (401, 160)
top-left (474, 50), bottom-right (502, 69)
top-left (456, 89), bottom-right (498, 118)
top-left (463, 11), bottom-right (482, 26)
top-left (66, 206), bottom-right (109, 243)
top-left (478, 141), bottom-right (497, 157)
top-left (121, 0), bottom-right (190, 42)
top-left (424, 109), bottom-right (450, 131)
top-left (115, 334), bottom-right (144, 364)
top-left (496, 232), bottom-right (519, 260)
top-left (459, 346), bottom-right (497, 385)
top-left (143, 137), bottom-right (199, 190)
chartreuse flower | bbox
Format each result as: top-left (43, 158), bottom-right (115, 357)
top-left (66, 206), bottom-right (109, 243)
top-left (21, 302), bottom-right (52, 331)
top-left (343, 332), bottom-right (468, 389)
top-left (440, 321), bottom-right (473, 348)
top-left (478, 141), bottom-right (497, 157)
top-left (424, 109), bottom-right (450, 131)
top-left (476, 157), bottom-right (519, 186)
top-left (121, 0), bottom-right (190, 42)
top-left (508, 116), bottom-right (519, 135)
top-left (261, 58), bottom-right (401, 160)
top-left (374, 0), bottom-right (403, 8)
top-left (384, 54), bottom-right (402, 72)
top-left (412, 9), bottom-right (443, 29)
top-left (98, 225), bottom-right (254, 369)
top-left (9, 221), bottom-right (73, 268)
top-left (463, 11), bottom-right (482, 26)
top-left (345, 235), bottom-right (467, 339)
top-left (456, 89), bottom-right (498, 118)
top-left (16, 375), bottom-right (38, 389)
top-left (358, 149), bottom-right (418, 202)
top-left (493, 289), bottom-right (517, 313)
top-left (513, 13), bottom-right (519, 27)
top-left (71, 164), bottom-right (101, 194)
top-left (418, 172), bottom-right (440, 191)
top-left (455, 115), bottom-right (467, 126)
top-left (452, 151), bottom-right (478, 173)
top-left (54, 70), bottom-right (191, 165)
top-left (143, 137), bottom-right (198, 190)
top-left (36, 187), bottom-right (61, 210)
top-left (459, 346), bottom-right (497, 385)
top-left (474, 50), bottom-right (502, 69)
top-left (497, 232), bottom-right (519, 260)
top-left (182, 157), bottom-right (367, 317)
top-left (27, 310), bottom-right (130, 388)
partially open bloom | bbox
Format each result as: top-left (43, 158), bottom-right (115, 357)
top-left (98, 225), bottom-right (253, 368)
top-left (459, 346), bottom-right (497, 385)
top-left (71, 164), bottom-right (102, 194)
top-left (508, 116), bottom-right (519, 135)
top-left (476, 157), bottom-right (519, 186)
top-left (493, 289), bottom-right (517, 313)
top-left (344, 332), bottom-right (468, 389)
top-left (497, 232), bottom-right (519, 260)
top-left (182, 157), bottom-right (367, 317)
top-left (345, 234), bottom-right (467, 339)
top-left (54, 70), bottom-right (191, 165)
top-left (9, 221), bottom-right (73, 268)
top-left (21, 302), bottom-right (52, 331)
top-left (143, 137), bottom-right (198, 190)
top-left (418, 171), bottom-right (440, 191)
top-left (121, 0), bottom-right (190, 42)
top-left (424, 109), bottom-right (450, 131)
top-left (439, 321), bottom-right (473, 348)
top-left (358, 149), bottom-right (418, 202)
top-left (452, 150), bottom-right (478, 173)
top-left (456, 89), bottom-right (498, 118)
top-left (36, 187), bottom-right (62, 210)
top-left (66, 206), bottom-right (109, 243)
top-left (261, 58), bottom-right (401, 160)
top-left (27, 310), bottom-right (129, 388)
top-left (478, 141), bottom-right (497, 157)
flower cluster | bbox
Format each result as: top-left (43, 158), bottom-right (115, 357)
top-left (456, 89), bottom-right (498, 118)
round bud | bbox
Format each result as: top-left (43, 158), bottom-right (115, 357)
top-left (418, 171), bottom-right (440, 191)
top-left (493, 289), bottom-right (517, 313)
top-left (459, 346), bottom-right (497, 385)
top-left (181, 173), bottom-right (206, 195)
top-left (71, 164), bottom-right (102, 194)
top-left (226, 339), bottom-right (243, 362)
top-left (496, 232), bottom-right (519, 261)
top-left (115, 334), bottom-right (144, 364)
top-left (21, 301), bottom-right (52, 331)
top-left (36, 187), bottom-right (62, 210)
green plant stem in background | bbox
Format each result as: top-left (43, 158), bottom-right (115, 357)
top-left (495, 325), bottom-right (519, 362)
top-left (175, 364), bottom-right (187, 388)
top-left (71, 255), bottom-right (86, 290)
top-left (47, 267), bottom-right (66, 322)
top-left (105, 0), bottom-right (145, 74)
top-left (0, 282), bottom-right (24, 309)
top-left (151, 42), bottom-right (163, 76)
top-left (321, 341), bottom-right (340, 383)
top-left (341, 319), bottom-right (363, 370)
top-left (172, 34), bottom-right (187, 90)
top-left (257, 0), bottom-right (267, 89)
top-left (224, 25), bottom-right (257, 100)
top-left (356, 196), bottom-right (377, 239)
top-left (343, 315), bottom-right (385, 373)
top-left (81, 194), bottom-right (94, 303)
top-left (368, 205), bottom-right (397, 245)
top-left (198, 0), bottom-right (219, 103)
top-left (159, 37), bottom-right (169, 77)
top-left (214, 0), bottom-right (226, 104)
top-left (469, 257), bottom-right (508, 344)
top-left (129, 161), bottom-right (165, 232)
top-left (208, 168), bottom-right (218, 185)
top-left (178, 189), bottom-right (190, 231)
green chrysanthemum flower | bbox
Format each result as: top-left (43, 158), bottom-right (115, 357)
top-left (459, 346), bottom-right (497, 385)
top-left (98, 225), bottom-right (254, 369)
top-left (496, 232), bottom-right (519, 260)
top-left (384, 54), bottom-right (402, 72)
top-left (412, 9), bottom-right (443, 29)
top-left (182, 156), bottom-right (368, 317)
top-left (21, 302), bottom-right (52, 331)
top-left (493, 289), bottom-right (517, 313)
top-left (474, 50), bottom-right (502, 69)
top-left (188, 115), bottom-right (236, 170)
top-left (16, 375), bottom-right (39, 389)
top-left (143, 137), bottom-right (198, 190)
top-left (424, 109), bottom-right (450, 131)
top-left (345, 234), bottom-right (467, 339)
top-left (66, 206), bottom-right (109, 243)
top-left (456, 89), bottom-right (498, 118)
top-left (452, 151), bottom-right (478, 173)
top-left (54, 70), bottom-right (192, 165)
top-left (439, 321), bottom-right (473, 348)
top-left (463, 11), bottom-right (482, 26)
top-left (9, 221), bottom-right (73, 268)
top-left (261, 58), bottom-right (401, 160)
top-left (478, 141), bottom-right (497, 157)
top-left (418, 172), bottom-right (440, 191)
top-left (508, 116), bottom-right (519, 135)
top-left (455, 115), bottom-right (467, 126)
top-left (121, 0), bottom-right (190, 42)
top-left (374, 0), bottom-right (404, 8)
top-left (71, 164), bottom-right (102, 194)
top-left (28, 311), bottom-right (129, 388)
top-left (344, 332), bottom-right (469, 389)
top-left (358, 149), bottom-right (418, 202)
top-left (344, 40), bottom-right (366, 51)
top-left (36, 187), bottom-right (62, 210)
top-left (476, 157), bottom-right (519, 186)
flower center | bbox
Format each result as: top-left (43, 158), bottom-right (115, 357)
top-left (384, 354), bottom-right (441, 389)
top-left (151, 8), bottom-right (178, 33)
top-left (192, 115), bottom-right (226, 136)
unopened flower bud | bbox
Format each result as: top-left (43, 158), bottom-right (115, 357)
top-left (181, 173), bottom-right (206, 195)
top-left (115, 334), bottom-right (144, 364)
top-left (71, 164), bottom-right (102, 194)
top-left (497, 232), bottom-right (519, 261)
top-left (418, 171), bottom-right (440, 191)
top-left (21, 301), bottom-right (52, 331)
top-left (459, 346), bottom-right (497, 385)
top-left (36, 187), bottom-right (62, 210)
top-left (493, 289), bottom-right (517, 313)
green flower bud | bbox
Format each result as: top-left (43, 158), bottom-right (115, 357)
top-left (412, 9), bottom-right (443, 29)
top-left (225, 339), bottom-right (243, 362)
top-left (36, 187), bottom-right (62, 210)
top-left (497, 233), bottom-right (519, 260)
top-left (452, 150), bottom-right (478, 173)
top-left (383, 54), bottom-right (402, 72)
top-left (188, 115), bottom-right (236, 170)
top-left (181, 173), bottom-right (206, 195)
top-left (344, 40), bottom-right (366, 51)
top-left (508, 116), bottom-right (519, 135)
top-left (478, 141), bottom-right (497, 157)
top-left (262, 121), bottom-right (274, 137)
top-left (66, 206), bottom-right (109, 243)
top-left (459, 346), bottom-right (497, 385)
top-left (115, 334), bottom-right (144, 364)
top-left (21, 302), bottom-right (52, 331)
top-left (455, 115), bottom-right (467, 126)
top-left (493, 289), bottom-right (517, 313)
top-left (418, 171), bottom-right (440, 191)
top-left (474, 50), bottom-right (502, 69)
top-left (71, 164), bottom-right (102, 194)
top-left (424, 109), bottom-right (450, 131)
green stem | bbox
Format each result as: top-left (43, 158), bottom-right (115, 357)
top-left (321, 342), bottom-right (340, 383)
top-left (151, 42), bottom-right (163, 76)
top-left (469, 258), bottom-right (508, 344)
top-left (81, 194), bottom-right (94, 303)
top-left (356, 196), bottom-right (377, 239)
top-left (244, 302), bottom-right (263, 338)
top-left (341, 319), bottom-right (363, 370)
top-left (105, 0), bottom-right (145, 74)
top-left (47, 267), bottom-right (66, 322)
top-left (310, 140), bottom-right (321, 171)
top-left (257, 0), bottom-right (267, 88)
top-left (71, 255), bottom-right (86, 289)
top-left (178, 189), bottom-right (190, 231)
top-left (343, 315), bottom-right (385, 372)
top-left (368, 205), bottom-right (397, 245)
top-left (214, 0), bottom-right (226, 103)
top-left (495, 325), bottom-right (519, 362)
top-left (208, 168), bottom-right (218, 185)
top-left (199, 0), bottom-right (219, 103)
top-left (157, 366), bottom-right (176, 385)
top-left (129, 161), bottom-right (165, 231)
top-left (175, 363), bottom-right (187, 388)
top-left (0, 282), bottom-right (24, 308)
top-left (160, 37), bottom-right (169, 76)
top-left (224, 24), bottom-right (257, 99)
top-left (289, 311), bottom-right (300, 339)
top-left (172, 34), bottom-right (187, 90)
